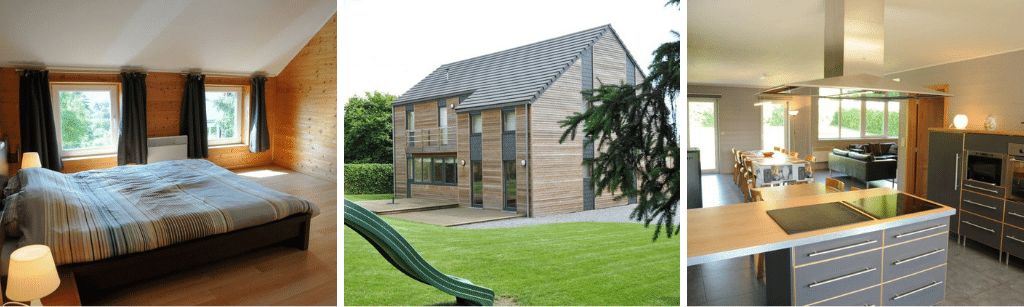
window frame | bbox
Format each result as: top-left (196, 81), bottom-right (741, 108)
top-left (503, 109), bottom-right (516, 132)
top-left (817, 98), bottom-right (901, 141)
top-left (409, 155), bottom-right (457, 186)
top-left (49, 82), bottom-right (121, 157)
top-left (204, 84), bottom-right (248, 146)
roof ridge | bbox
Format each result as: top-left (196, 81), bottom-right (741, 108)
top-left (439, 24), bottom-right (611, 68)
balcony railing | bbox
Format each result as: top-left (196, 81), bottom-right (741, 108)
top-left (406, 126), bottom-right (457, 153)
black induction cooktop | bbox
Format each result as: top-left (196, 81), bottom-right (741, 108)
top-left (766, 193), bottom-right (942, 235)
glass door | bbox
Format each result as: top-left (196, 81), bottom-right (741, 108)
top-left (687, 98), bottom-right (718, 172)
top-left (761, 102), bottom-right (787, 152)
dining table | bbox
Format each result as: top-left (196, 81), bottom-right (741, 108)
top-left (752, 182), bottom-right (831, 201)
top-left (740, 150), bottom-right (813, 187)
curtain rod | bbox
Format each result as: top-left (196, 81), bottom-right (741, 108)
top-left (12, 67), bottom-right (272, 78)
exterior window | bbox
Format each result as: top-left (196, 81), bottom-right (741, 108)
top-left (407, 109), bottom-right (415, 130)
top-left (818, 98), bottom-right (901, 140)
top-left (409, 156), bottom-right (457, 185)
top-left (504, 160), bottom-right (516, 211)
top-left (50, 83), bottom-right (120, 157)
top-left (503, 109), bottom-right (516, 132)
top-left (205, 85), bottom-right (245, 146)
top-left (445, 157), bottom-right (456, 184)
top-left (432, 157), bottom-right (444, 183)
top-left (439, 104), bottom-right (448, 145)
top-left (472, 161), bottom-right (483, 206)
top-left (583, 161), bottom-right (593, 178)
top-left (471, 114), bottom-right (482, 134)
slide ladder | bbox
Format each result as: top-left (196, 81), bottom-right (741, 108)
top-left (344, 199), bottom-right (495, 306)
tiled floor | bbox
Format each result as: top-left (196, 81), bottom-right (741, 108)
top-left (688, 171), bottom-right (1024, 306)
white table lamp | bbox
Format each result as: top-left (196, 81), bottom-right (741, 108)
top-left (953, 114), bottom-right (968, 129)
top-left (21, 152), bottom-right (42, 169)
top-left (6, 245), bottom-right (60, 306)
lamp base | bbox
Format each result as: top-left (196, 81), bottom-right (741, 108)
top-left (30, 298), bottom-right (42, 306)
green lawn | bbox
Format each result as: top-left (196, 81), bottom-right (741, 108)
top-left (344, 216), bottom-right (680, 306)
top-left (344, 193), bottom-right (394, 202)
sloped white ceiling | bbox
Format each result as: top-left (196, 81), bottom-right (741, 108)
top-left (0, 0), bottom-right (336, 76)
top-left (688, 0), bottom-right (1024, 87)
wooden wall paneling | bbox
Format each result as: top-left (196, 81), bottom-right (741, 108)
top-left (0, 69), bottom-right (275, 174)
top-left (410, 184), bottom-right (459, 203)
top-left (271, 14), bottom-right (337, 181)
top-left (416, 101), bottom-right (438, 147)
top-left (481, 109), bottom-right (503, 211)
top-left (516, 105), bottom-right (529, 215)
top-left (393, 106), bottom-right (408, 197)
top-left (591, 34), bottom-right (630, 210)
top-left (457, 112), bottom-right (470, 207)
top-left (529, 61), bottom-right (584, 216)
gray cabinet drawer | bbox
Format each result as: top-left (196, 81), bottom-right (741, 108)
top-left (962, 180), bottom-right (1006, 198)
top-left (885, 218), bottom-right (949, 246)
top-left (960, 212), bottom-right (1002, 249)
top-left (1002, 225), bottom-right (1024, 261)
top-left (965, 133), bottom-right (1010, 155)
top-left (1005, 200), bottom-right (1024, 229)
top-left (810, 285), bottom-right (881, 306)
top-left (961, 191), bottom-right (1004, 221)
top-left (793, 230), bottom-right (883, 266)
top-left (794, 249), bottom-right (883, 306)
top-left (882, 265), bottom-right (946, 306)
top-left (883, 234), bottom-right (948, 282)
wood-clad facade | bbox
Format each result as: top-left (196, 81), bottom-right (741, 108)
top-left (393, 25), bottom-right (642, 217)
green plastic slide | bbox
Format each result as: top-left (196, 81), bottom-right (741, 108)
top-left (344, 199), bottom-right (495, 306)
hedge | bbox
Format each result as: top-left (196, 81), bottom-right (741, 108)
top-left (344, 163), bottom-right (394, 194)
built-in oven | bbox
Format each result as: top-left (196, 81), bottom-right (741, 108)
top-left (1007, 144), bottom-right (1024, 201)
top-left (964, 150), bottom-right (1005, 191)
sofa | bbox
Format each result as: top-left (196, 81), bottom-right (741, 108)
top-left (828, 142), bottom-right (898, 183)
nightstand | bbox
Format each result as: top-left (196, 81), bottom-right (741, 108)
top-left (40, 271), bottom-right (80, 306)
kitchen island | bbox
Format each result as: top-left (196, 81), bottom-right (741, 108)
top-left (687, 187), bottom-right (955, 305)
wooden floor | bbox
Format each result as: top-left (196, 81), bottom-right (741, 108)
top-left (91, 165), bottom-right (337, 306)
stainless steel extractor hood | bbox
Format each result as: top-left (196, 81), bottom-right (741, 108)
top-left (760, 0), bottom-right (952, 99)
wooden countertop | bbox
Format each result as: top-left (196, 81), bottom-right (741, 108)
top-left (686, 187), bottom-right (955, 266)
top-left (929, 127), bottom-right (1024, 137)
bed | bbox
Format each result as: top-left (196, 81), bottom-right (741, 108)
top-left (0, 142), bottom-right (320, 303)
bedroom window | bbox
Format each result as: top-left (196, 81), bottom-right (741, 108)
top-left (205, 85), bottom-right (246, 146)
top-left (50, 83), bottom-right (120, 157)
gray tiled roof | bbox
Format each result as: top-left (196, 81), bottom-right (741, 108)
top-left (392, 25), bottom-right (614, 111)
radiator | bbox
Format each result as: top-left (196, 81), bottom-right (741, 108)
top-left (147, 135), bottom-right (188, 163)
top-left (812, 148), bottom-right (832, 162)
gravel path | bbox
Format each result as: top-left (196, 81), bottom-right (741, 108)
top-left (453, 203), bottom-right (681, 229)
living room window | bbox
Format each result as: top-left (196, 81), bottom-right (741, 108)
top-left (205, 85), bottom-right (246, 146)
top-left (49, 83), bottom-right (120, 157)
top-left (818, 98), bottom-right (900, 140)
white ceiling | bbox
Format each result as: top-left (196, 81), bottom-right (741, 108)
top-left (688, 0), bottom-right (1024, 88)
top-left (0, 0), bottom-right (336, 76)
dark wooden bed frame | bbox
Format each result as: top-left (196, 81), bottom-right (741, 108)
top-left (0, 142), bottom-right (314, 304)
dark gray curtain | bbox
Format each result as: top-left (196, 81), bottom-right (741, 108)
top-left (118, 72), bottom-right (148, 165)
top-left (18, 70), bottom-right (63, 171)
top-left (179, 74), bottom-right (208, 158)
top-left (249, 76), bottom-right (270, 153)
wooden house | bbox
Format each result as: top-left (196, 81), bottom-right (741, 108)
top-left (392, 25), bottom-right (644, 216)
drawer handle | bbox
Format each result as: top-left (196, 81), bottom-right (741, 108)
top-left (1008, 236), bottom-right (1024, 244)
top-left (1009, 212), bottom-right (1024, 219)
top-left (893, 249), bottom-right (946, 265)
top-left (808, 267), bottom-right (877, 288)
top-left (964, 183), bottom-right (1000, 194)
top-left (894, 224), bottom-right (947, 238)
top-left (808, 240), bottom-right (878, 257)
top-left (963, 199), bottom-right (997, 210)
top-left (893, 281), bottom-right (943, 300)
top-left (964, 221), bottom-right (996, 233)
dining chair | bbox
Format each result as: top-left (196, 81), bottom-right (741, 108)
top-left (850, 186), bottom-right (861, 191)
top-left (749, 182), bottom-right (763, 202)
top-left (826, 177), bottom-right (845, 192)
top-left (781, 149), bottom-right (788, 154)
top-left (740, 172), bottom-right (751, 202)
top-left (789, 180), bottom-right (810, 185)
top-left (732, 149), bottom-right (741, 185)
top-left (804, 155), bottom-right (817, 179)
top-left (773, 146), bottom-right (780, 152)
top-left (790, 151), bottom-right (799, 159)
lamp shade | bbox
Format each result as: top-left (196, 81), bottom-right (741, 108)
top-left (6, 245), bottom-right (60, 303)
top-left (21, 152), bottom-right (42, 169)
top-left (953, 115), bottom-right (968, 129)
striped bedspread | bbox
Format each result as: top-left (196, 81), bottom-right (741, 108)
top-left (1, 159), bottom-right (319, 265)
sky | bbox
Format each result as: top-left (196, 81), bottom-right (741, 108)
top-left (338, 0), bottom-right (680, 102)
